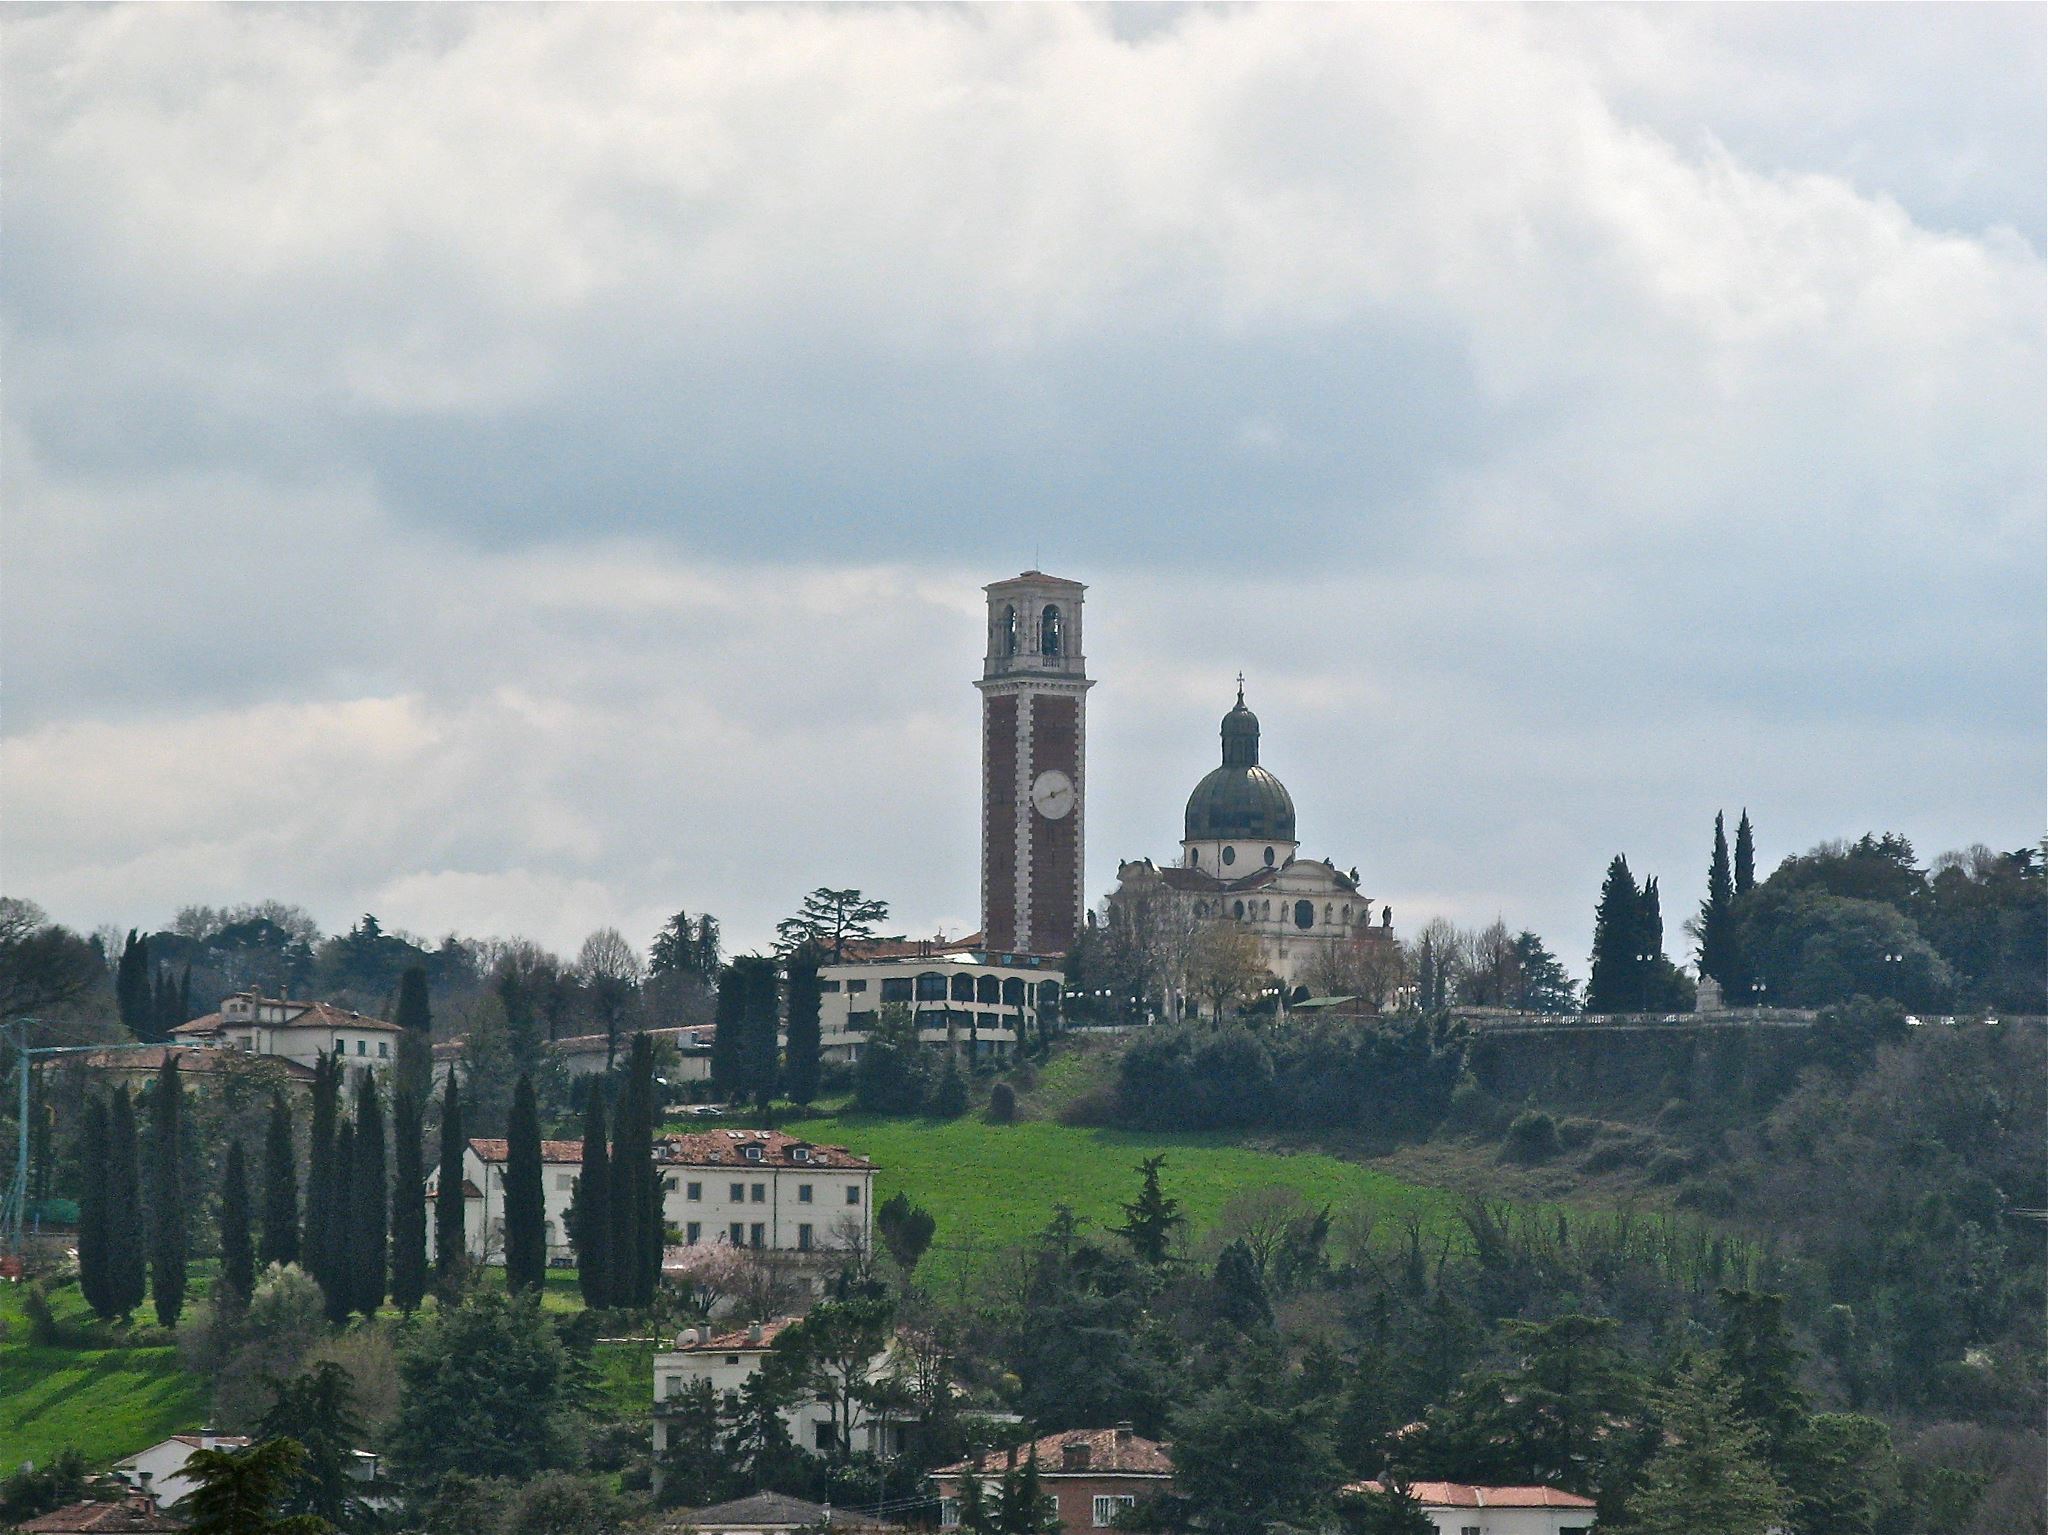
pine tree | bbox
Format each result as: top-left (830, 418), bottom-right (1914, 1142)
top-left (260, 1092), bottom-right (299, 1270)
top-left (114, 932), bottom-right (150, 1038)
top-left (1716, 1289), bottom-right (1809, 1469)
top-left (503, 1074), bottom-right (546, 1291)
top-left (106, 1087), bottom-right (147, 1319)
top-left (1114, 1154), bottom-right (1184, 1265)
top-left (1698, 812), bottom-right (1738, 986)
top-left (783, 947), bottom-right (823, 1106)
top-left (1733, 810), bottom-right (1756, 895)
top-left (147, 1059), bottom-right (188, 1327)
top-left (390, 1078), bottom-right (427, 1314)
top-left (435, 1072), bottom-right (468, 1296)
top-left (76, 1095), bottom-right (111, 1319)
top-left (351, 1073), bottom-right (388, 1316)
top-left (1625, 1356), bottom-right (1788, 1535)
top-left (1213, 1238), bottom-right (1271, 1330)
top-left (695, 915), bottom-right (723, 978)
top-left (325, 1119), bottom-right (355, 1326)
top-left (649, 910), bottom-right (697, 977)
top-left (218, 1141), bottom-right (255, 1308)
top-left (1585, 856), bottom-right (1644, 1014)
top-left (571, 1090), bottom-right (611, 1309)
top-left (303, 1053), bottom-right (341, 1295)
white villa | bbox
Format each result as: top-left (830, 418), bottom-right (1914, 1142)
top-left (1348, 1483), bottom-right (1598, 1535)
top-left (170, 991), bottom-right (403, 1074)
top-left (652, 1316), bottom-right (912, 1461)
top-left (819, 942), bottom-right (1063, 1065)
top-left (433, 1128), bottom-right (875, 1267)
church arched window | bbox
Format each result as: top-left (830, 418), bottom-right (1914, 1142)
top-left (1000, 604), bottom-right (1018, 657)
top-left (1294, 900), bottom-right (1314, 930)
top-left (1040, 604), bottom-right (1063, 657)
top-left (1190, 848), bottom-right (1200, 867)
top-left (1233, 900), bottom-right (1245, 920)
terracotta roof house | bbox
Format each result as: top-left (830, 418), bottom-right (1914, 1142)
top-left (428, 1137), bottom-right (587, 1267)
top-left (1344, 1482), bottom-right (1598, 1535)
top-left (656, 1491), bottom-right (899, 1534)
top-left (111, 1433), bottom-right (252, 1507)
top-left (14, 1497), bottom-right (183, 1534)
top-left (73, 1046), bottom-right (313, 1091)
top-left (167, 992), bottom-right (401, 1074)
top-left (934, 1426), bottom-right (1173, 1535)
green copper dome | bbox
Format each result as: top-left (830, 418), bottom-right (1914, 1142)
top-left (1184, 686), bottom-right (1296, 842)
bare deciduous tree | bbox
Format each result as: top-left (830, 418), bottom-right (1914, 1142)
top-left (1186, 922), bottom-right (1273, 1021)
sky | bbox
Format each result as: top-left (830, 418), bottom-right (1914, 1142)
top-left (4, 3), bottom-right (2042, 979)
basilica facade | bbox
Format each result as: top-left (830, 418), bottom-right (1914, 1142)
top-left (1114, 685), bottom-right (1394, 994)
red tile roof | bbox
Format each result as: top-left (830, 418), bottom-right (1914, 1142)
top-left (657, 1130), bottom-right (873, 1170)
top-left (467, 1137), bottom-right (586, 1164)
top-left (837, 934), bottom-right (984, 962)
top-left (16, 1500), bottom-right (184, 1533)
top-left (75, 1047), bottom-right (315, 1081)
top-left (1345, 1482), bottom-right (1597, 1510)
top-left (667, 1316), bottom-right (804, 1353)
top-left (936, 1428), bottom-right (1172, 1479)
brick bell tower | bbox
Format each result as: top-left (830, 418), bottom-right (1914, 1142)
top-left (977, 572), bottom-right (1093, 956)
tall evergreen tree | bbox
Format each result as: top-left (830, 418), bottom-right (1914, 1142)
top-left (390, 1078), bottom-right (427, 1314)
top-left (695, 914), bottom-right (723, 977)
top-left (571, 1090), bottom-right (611, 1308)
top-left (732, 955), bottom-right (781, 1108)
top-left (649, 910), bottom-right (697, 978)
top-left (303, 1053), bottom-right (341, 1295)
top-left (325, 1118), bottom-right (356, 1326)
top-left (151, 970), bottom-right (183, 1043)
top-left (147, 1058), bottom-right (188, 1327)
top-left (1733, 809), bottom-right (1757, 895)
top-left (177, 965), bottom-right (193, 1026)
top-left (782, 946), bottom-right (823, 1106)
top-left (218, 1141), bottom-right (255, 1308)
top-left (1624, 1356), bottom-right (1787, 1535)
top-left (114, 931), bottom-right (151, 1038)
top-left (434, 1072), bottom-right (468, 1296)
top-left (1114, 1154), bottom-right (1184, 1265)
top-left (608, 1055), bottom-right (644, 1308)
top-left (350, 1073), bottom-right (388, 1317)
top-left (106, 1087), bottom-right (147, 1319)
top-left (1699, 811), bottom-right (1738, 986)
top-left (75, 1095), bottom-right (111, 1319)
top-left (392, 965), bottom-right (434, 1109)
top-left (710, 963), bottom-right (745, 1098)
top-left (503, 1074), bottom-right (546, 1291)
top-left (1585, 856), bottom-right (1645, 1014)
top-left (260, 1092), bottom-right (299, 1269)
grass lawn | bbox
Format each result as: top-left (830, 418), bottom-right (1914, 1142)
top-left (676, 1103), bottom-right (1461, 1289)
top-left (0, 1278), bottom-right (209, 1472)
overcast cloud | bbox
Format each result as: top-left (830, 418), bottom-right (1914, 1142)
top-left (4, 3), bottom-right (2041, 974)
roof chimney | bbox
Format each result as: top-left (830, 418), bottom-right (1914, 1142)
top-left (748, 1321), bottom-right (764, 1343)
top-left (1114, 1421), bottom-right (1133, 1442)
top-left (1062, 1440), bottom-right (1092, 1472)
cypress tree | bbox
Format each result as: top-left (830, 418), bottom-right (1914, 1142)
top-left (729, 955), bottom-right (780, 1109)
top-left (1585, 855), bottom-right (1643, 1015)
top-left (178, 965), bottom-right (193, 1025)
top-left (390, 1078), bottom-right (427, 1314)
top-left (434, 1072), bottom-right (468, 1296)
top-left (783, 947), bottom-right (823, 1106)
top-left (303, 1054), bottom-right (340, 1295)
top-left (607, 1058), bottom-right (642, 1308)
top-left (151, 971), bottom-right (178, 1043)
top-left (710, 964), bottom-right (744, 1099)
top-left (1734, 809), bottom-right (1757, 895)
top-left (503, 1074), bottom-right (546, 1292)
top-left (259, 1092), bottom-right (299, 1269)
top-left (572, 1089), bottom-right (611, 1308)
top-left (219, 1141), bottom-right (255, 1308)
top-left (350, 1073), bottom-right (387, 1317)
top-left (76, 1095), bottom-right (111, 1319)
top-left (1699, 812), bottom-right (1738, 986)
top-left (115, 932), bottom-right (150, 1038)
top-left (106, 1087), bottom-right (147, 1319)
top-left (325, 1119), bottom-right (355, 1326)
top-left (147, 1059), bottom-right (188, 1327)
top-left (632, 1033), bottom-right (664, 1301)
top-left (392, 966), bottom-right (434, 1108)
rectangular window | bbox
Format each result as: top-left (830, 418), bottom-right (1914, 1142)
top-left (378, 1041), bottom-right (390, 1058)
top-left (846, 979), bottom-right (868, 994)
top-left (1460, 1527), bottom-right (1481, 1535)
top-left (815, 1422), bottom-right (836, 1451)
top-left (686, 1222), bottom-right (701, 1244)
top-left (750, 1223), bottom-right (764, 1248)
top-left (356, 1039), bottom-right (367, 1055)
top-left (751, 1183), bottom-right (766, 1203)
top-left (663, 1375), bottom-right (682, 1399)
top-left (798, 1224), bottom-right (813, 1251)
top-left (1559, 1528), bottom-right (1590, 1535)
top-left (730, 1182), bottom-right (745, 1202)
top-left (820, 978), bottom-right (841, 992)
top-left (846, 1010), bottom-right (875, 1031)
top-left (556, 1174), bottom-right (575, 1191)
top-left (939, 1499), bottom-right (960, 1529)
top-left (662, 1176), bottom-right (677, 1192)
top-left (798, 1184), bottom-right (813, 1203)
top-left (687, 1182), bottom-right (702, 1201)
top-left (847, 1184), bottom-right (861, 1205)
top-left (880, 978), bottom-right (913, 1003)
top-left (1093, 1496), bottom-right (1135, 1527)
top-left (729, 1223), bottom-right (745, 1245)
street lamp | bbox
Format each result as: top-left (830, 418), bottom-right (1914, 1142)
top-left (1635, 953), bottom-right (1656, 1014)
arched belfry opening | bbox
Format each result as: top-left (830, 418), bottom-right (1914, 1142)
top-left (999, 604), bottom-right (1018, 657)
top-left (1040, 604), bottom-right (1063, 658)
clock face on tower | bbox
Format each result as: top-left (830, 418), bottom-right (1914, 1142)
top-left (1031, 769), bottom-right (1075, 820)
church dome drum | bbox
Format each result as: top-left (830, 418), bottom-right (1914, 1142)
top-left (1183, 688), bottom-right (1297, 842)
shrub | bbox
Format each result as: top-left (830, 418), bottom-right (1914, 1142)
top-left (987, 1082), bottom-right (1017, 1124)
top-left (1446, 1079), bottom-right (1507, 1137)
top-left (1501, 1110), bottom-right (1561, 1164)
top-left (1557, 1116), bottom-right (1601, 1150)
top-left (1646, 1149), bottom-right (1696, 1185)
top-left (929, 1058), bottom-right (970, 1118)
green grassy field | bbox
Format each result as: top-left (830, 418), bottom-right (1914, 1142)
top-left (685, 1104), bottom-right (1461, 1288)
top-left (0, 1279), bottom-right (209, 1471)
